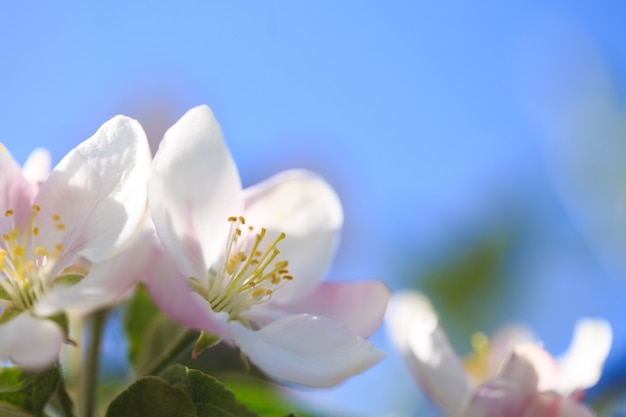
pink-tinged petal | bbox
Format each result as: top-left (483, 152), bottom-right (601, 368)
top-left (522, 392), bottom-right (595, 417)
top-left (0, 312), bottom-right (63, 370)
top-left (150, 105), bottom-right (242, 278)
top-left (34, 229), bottom-right (155, 316)
top-left (243, 170), bottom-right (343, 303)
top-left (554, 318), bottom-right (612, 395)
top-left (464, 352), bottom-right (538, 417)
top-left (22, 148), bottom-right (51, 187)
top-left (0, 144), bottom-right (36, 233)
top-left (249, 281), bottom-right (389, 338)
top-left (228, 314), bottom-right (383, 387)
top-left (35, 115), bottom-right (151, 266)
top-left (386, 291), bottom-right (472, 415)
top-left (515, 344), bottom-right (559, 393)
top-left (143, 243), bottom-right (232, 339)
top-left (487, 324), bottom-right (535, 377)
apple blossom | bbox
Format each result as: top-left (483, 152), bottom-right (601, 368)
top-left (386, 290), bottom-right (612, 417)
top-left (147, 104), bottom-right (389, 387)
top-left (0, 116), bottom-right (152, 369)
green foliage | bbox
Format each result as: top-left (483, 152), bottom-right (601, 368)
top-left (0, 366), bottom-right (60, 417)
top-left (106, 365), bottom-right (259, 417)
top-left (52, 274), bottom-right (84, 287)
top-left (222, 377), bottom-right (318, 417)
top-left (124, 284), bottom-right (196, 376)
top-left (419, 232), bottom-right (513, 348)
top-left (0, 308), bottom-right (21, 324)
top-left (0, 368), bottom-right (33, 393)
top-left (160, 365), bottom-right (257, 417)
top-left (105, 376), bottom-right (196, 417)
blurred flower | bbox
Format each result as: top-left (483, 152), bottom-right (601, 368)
top-left (0, 116), bottom-right (152, 369)
top-left (386, 290), bottom-right (611, 417)
top-left (147, 104), bottom-right (389, 387)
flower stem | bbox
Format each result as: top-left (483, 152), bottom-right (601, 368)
top-left (55, 371), bottom-right (76, 417)
top-left (80, 309), bottom-right (108, 417)
top-left (143, 329), bottom-right (198, 376)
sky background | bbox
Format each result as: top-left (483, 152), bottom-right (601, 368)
top-left (2, 2), bottom-right (626, 416)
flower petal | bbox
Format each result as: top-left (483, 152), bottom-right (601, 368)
top-left (34, 229), bottom-right (155, 316)
top-left (554, 318), bottom-right (612, 395)
top-left (228, 314), bottom-right (383, 387)
top-left (522, 392), bottom-right (594, 417)
top-left (0, 312), bottom-right (63, 370)
top-left (143, 243), bottom-right (232, 339)
top-left (386, 291), bottom-right (473, 415)
top-left (0, 144), bottom-right (37, 233)
top-left (487, 324), bottom-right (536, 377)
top-left (22, 147), bottom-right (51, 187)
top-left (248, 280), bottom-right (389, 338)
top-left (150, 105), bottom-right (242, 278)
top-left (35, 115), bottom-right (151, 266)
top-left (464, 351), bottom-right (538, 417)
top-left (243, 170), bottom-right (343, 303)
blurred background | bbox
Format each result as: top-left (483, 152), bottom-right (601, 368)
top-left (2, 1), bottom-right (626, 416)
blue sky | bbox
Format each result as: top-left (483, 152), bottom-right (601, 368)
top-left (2, 2), bottom-right (626, 415)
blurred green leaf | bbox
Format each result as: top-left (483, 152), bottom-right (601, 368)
top-left (0, 368), bottom-right (33, 393)
top-left (104, 376), bottom-right (196, 417)
top-left (222, 377), bottom-right (318, 417)
top-left (0, 366), bottom-right (60, 416)
top-left (0, 401), bottom-right (35, 417)
top-left (160, 365), bottom-right (258, 417)
top-left (124, 284), bottom-right (194, 376)
top-left (419, 232), bottom-right (512, 348)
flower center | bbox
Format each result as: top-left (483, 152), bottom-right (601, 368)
top-left (190, 216), bottom-right (293, 320)
top-left (0, 205), bottom-right (67, 310)
top-left (463, 332), bottom-right (492, 384)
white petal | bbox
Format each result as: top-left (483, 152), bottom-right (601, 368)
top-left (150, 105), bottom-right (242, 278)
top-left (554, 318), bottom-right (612, 395)
top-left (34, 229), bottom-right (155, 316)
top-left (0, 144), bottom-right (37, 234)
top-left (248, 280), bottom-right (389, 338)
top-left (228, 314), bottom-right (383, 387)
top-left (243, 170), bottom-right (343, 303)
top-left (0, 312), bottom-right (64, 370)
top-left (22, 148), bottom-right (51, 186)
top-left (386, 290), bottom-right (473, 415)
top-left (35, 115), bottom-right (151, 265)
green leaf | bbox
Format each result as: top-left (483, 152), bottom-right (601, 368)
top-left (0, 368), bottom-right (34, 393)
top-left (222, 377), bottom-right (318, 417)
top-left (0, 285), bottom-right (11, 301)
top-left (0, 308), bottom-right (21, 325)
top-left (105, 376), bottom-right (196, 417)
top-left (0, 366), bottom-right (60, 416)
top-left (0, 401), bottom-right (35, 417)
top-left (191, 331), bottom-right (221, 360)
top-left (160, 365), bottom-right (258, 417)
top-left (124, 285), bottom-right (194, 375)
top-left (53, 274), bottom-right (84, 287)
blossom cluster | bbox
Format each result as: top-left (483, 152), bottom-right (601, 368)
top-left (0, 104), bottom-right (614, 417)
top-left (0, 105), bottom-right (389, 388)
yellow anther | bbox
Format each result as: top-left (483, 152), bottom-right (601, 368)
top-left (55, 223), bottom-right (66, 231)
top-left (34, 247), bottom-right (48, 256)
top-left (53, 214), bottom-right (61, 222)
top-left (235, 228), bottom-right (241, 236)
top-left (55, 243), bottom-right (64, 253)
top-left (32, 205), bottom-right (41, 212)
top-left (228, 216), bottom-right (237, 222)
top-left (283, 275), bottom-right (293, 281)
top-left (2, 234), bottom-right (9, 241)
top-left (4, 209), bottom-right (13, 217)
top-left (248, 226), bottom-right (254, 231)
top-left (266, 289), bottom-right (273, 295)
top-left (238, 216), bottom-right (246, 224)
top-left (251, 287), bottom-right (266, 299)
top-left (32, 227), bottom-right (39, 235)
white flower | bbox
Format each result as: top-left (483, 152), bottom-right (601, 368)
top-left (386, 290), bottom-right (612, 417)
top-left (147, 104), bottom-right (389, 387)
top-left (0, 116), bottom-right (152, 369)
